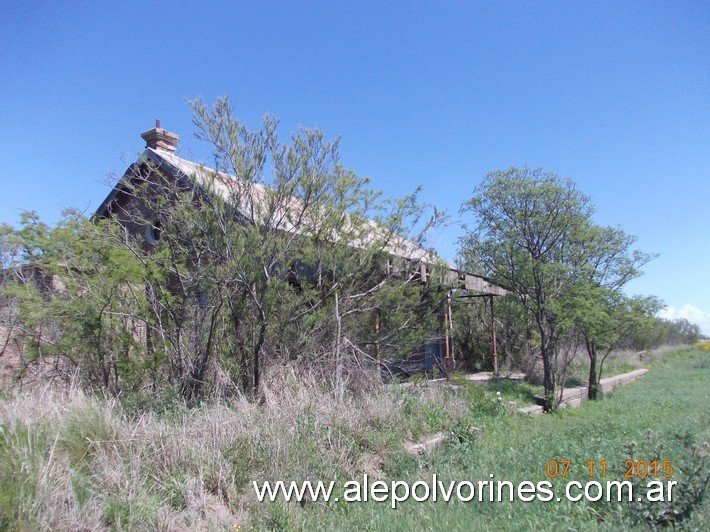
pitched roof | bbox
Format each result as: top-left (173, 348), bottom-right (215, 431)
top-left (95, 131), bottom-right (508, 297)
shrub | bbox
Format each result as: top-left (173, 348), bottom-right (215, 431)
top-left (694, 341), bottom-right (710, 352)
top-left (622, 431), bottom-right (709, 528)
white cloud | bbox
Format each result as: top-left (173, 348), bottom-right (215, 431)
top-left (658, 304), bottom-right (710, 336)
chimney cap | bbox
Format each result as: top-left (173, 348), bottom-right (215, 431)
top-left (141, 122), bottom-right (179, 153)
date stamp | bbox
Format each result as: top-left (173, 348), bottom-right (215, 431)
top-left (545, 459), bottom-right (674, 479)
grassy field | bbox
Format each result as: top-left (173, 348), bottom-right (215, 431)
top-left (0, 347), bottom-right (708, 530)
top-left (301, 348), bottom-right (709, 530)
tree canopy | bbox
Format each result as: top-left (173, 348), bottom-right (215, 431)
top-left (460, 166), bottom-right (654, 407)
top-left (1, 99), bottom-right (448, 402)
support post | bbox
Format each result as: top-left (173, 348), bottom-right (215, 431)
top-left (374, 308), bottom-right (381, 363)
top-left (443, 311), bottom-right (450, 366)
top-left (445, 290), bottom-right (454, 373)
top-left (490, 295), bottom-right (498, 374)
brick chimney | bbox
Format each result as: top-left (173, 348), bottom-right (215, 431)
top-left (141, 120), bottom-right (179, 153)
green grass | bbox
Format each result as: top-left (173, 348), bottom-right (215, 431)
top-left (480, 378), bottom-right (542, 407)
top-left (0, 348), bottom-right (706, 530)
top-left (296, 348), bottom-right (709, 530)
top-left (0, 422), bottom-right (47, 530)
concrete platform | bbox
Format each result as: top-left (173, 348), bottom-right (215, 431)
top-left (518, 368), bottom-right (649, 415)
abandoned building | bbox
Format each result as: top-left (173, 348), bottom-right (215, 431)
top-left (94, 123), bottom-right (508, 375)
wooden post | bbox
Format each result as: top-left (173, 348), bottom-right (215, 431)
top-left (490, 295), bottom-right (498, 374)
top-left (443, 312), bottom-right (450, 361)
top-left (375, 308), bottom-right (381, 363)
top-left (445, 290), bottom-right (454, 373)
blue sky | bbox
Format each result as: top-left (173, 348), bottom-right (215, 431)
top-left (1, 1), bottom-right (708, 333)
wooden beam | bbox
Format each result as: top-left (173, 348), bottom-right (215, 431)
top-left (490, 295), bottom-right (498, 374)
top-left (375, 309), bottom-right (381, 363)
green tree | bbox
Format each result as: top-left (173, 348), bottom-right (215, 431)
top-left (564, 288), bottom-right (660, 399)
top-left (3, 100), bottom-right (447, 402)
top-left (555, 224), bottom-right (656, 399)
top-left (460, 167), bottom-right (594, 409)
top-left (1, 211), bottom-right (150, 392)
top-left (0, 222), bottom-right (23, 361)
top-left (97, 97), bottom-right (445, 400)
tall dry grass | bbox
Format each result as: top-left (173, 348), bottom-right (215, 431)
top-left (0, 364), bottom-right (472, 530)
top-left (2, 344), bottom-right (690, 530)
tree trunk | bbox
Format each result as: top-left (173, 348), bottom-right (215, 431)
top-left (542, 347), bottom-right (555, 411)
top-left (539, 325), bottom-right (555, 411)
top-left (229, 295), bottom-right (251, 393)
top-left (252, 312), bottom-right (268, 392)
top-left (334, 291), bottom-right (343, 393)
top-left (587, 339), bottom-right (599, 400)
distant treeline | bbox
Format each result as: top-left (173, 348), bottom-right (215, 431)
top-left (620, 316), bottom-right (703, 351)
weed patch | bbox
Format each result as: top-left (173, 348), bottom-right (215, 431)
top-left (0, 348), bottom-right (706, 529)
top-left (0, 422), bottom-right (46, 529)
